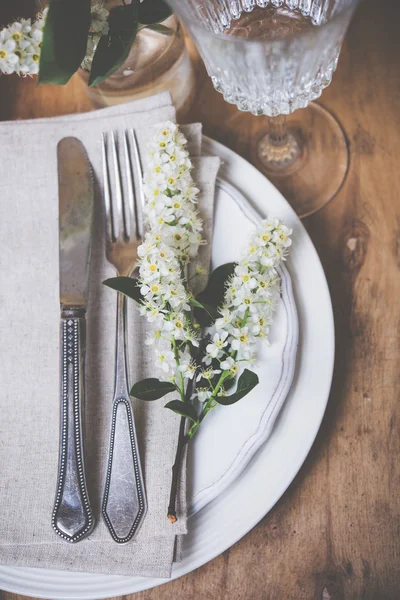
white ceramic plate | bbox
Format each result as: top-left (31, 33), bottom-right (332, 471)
top-left (0, 137), bottom-right (334, 599)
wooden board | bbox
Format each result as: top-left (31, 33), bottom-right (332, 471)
top-left (0, 0), bottom-right (399, 598)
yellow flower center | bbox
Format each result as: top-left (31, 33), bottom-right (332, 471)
top-left (242, 274), bottom-right (249, 282)
top-left (262, 234), bottom-right (270, 242)
top-left (162, 129), bottom-right (170, 137)
top-left (12, 32), bottom-right (22, 41)
top-left (244, 298), bottom-right (251, 305)
top-left (149, 264), bottom-right (157, 272)
top-left (168, 177), bottom-right (176, 185)
top-left (175, 320), bottom-right (183, 329)
top-left (155, 166), bottom-right (161, 173)
top-left (32, 54), bottom-right (40, 62)
top-left (170, 154), bottom-right (177, 162)
top-left (0, 50), bottom-right (7, 59)
top-left (259, 280), bottom-right (267, 288)
top-left (153, 189), bottom-right (160, 196)
top-left (239, 334), bottom-right (248, 343)
top-left (151, 285), bottom-right (159, 293)
top-left (173, 201), bottom-right (181, 209)
top-left (159, 141), bottom-right (166, 148)
top-left (174, 233), bottom-right (182, 241)
top-left (259, 317), bottom-right (265, 327)
top-left (249, 246), bottom-right (256, 254)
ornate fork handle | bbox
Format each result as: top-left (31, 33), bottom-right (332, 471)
top-left (102, 291), bottom-right (147, 543)
top-left (52, 309), bottom-right (94, 543)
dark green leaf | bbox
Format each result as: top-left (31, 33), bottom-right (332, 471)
top-left (144, 23), bottom-right (174, 35)
top-left (165, 400), bottom-right (198, 423)
top-left (131, 378), bottom-right (176, 401)
top-left (215, 369), bottom-right (259, 406)
top-left (39, 0), bottom-right (91, 85)
top-left (103, 276), bottom-right (142, 303)
top-left (138, 0), bottom-right (172, 25)
top-left (89, 2), bottom-right (139, 87)
top-left (190, 298), bottom-right (220, 328)
top-left (196, 262), bottom-right (237, 311)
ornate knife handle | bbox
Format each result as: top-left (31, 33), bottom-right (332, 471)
top-left (52, 309), bottom-right (94, 543)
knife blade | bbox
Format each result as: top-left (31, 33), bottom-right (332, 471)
top-left (52, 137), bottom-right (95, 543)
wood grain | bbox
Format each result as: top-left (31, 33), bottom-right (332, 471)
top-left (1, 0), bottom-right (399, 598)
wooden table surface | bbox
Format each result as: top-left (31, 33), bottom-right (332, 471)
top-left (1, 0), bottom-right (399, 598)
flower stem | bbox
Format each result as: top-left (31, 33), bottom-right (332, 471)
top-left (167, 376), bottom-right (194, 523)
top-left (167, 416), bottom-right (188, 523)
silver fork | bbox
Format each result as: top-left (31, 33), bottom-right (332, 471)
top-left (101, 130), bottom-right (147, 543)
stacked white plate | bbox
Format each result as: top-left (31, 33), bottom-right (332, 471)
top-left (0, 137), bottom-right (334, 599)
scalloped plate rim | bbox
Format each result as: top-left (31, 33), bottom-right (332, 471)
top-left (188, 177), bottom-right (299, 516)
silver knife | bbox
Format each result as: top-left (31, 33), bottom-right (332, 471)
top-left (52, 137), bottom-right (95, 543)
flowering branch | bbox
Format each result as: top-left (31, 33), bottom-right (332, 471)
top-left (103, 122), bottom-right (293, 522)
top-left (0, 1), bottom-right (173, 83)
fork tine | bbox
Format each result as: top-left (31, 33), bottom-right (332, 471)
top-left (110, 130), bottom-right (127, 240)
top-left (128, 129), bottom-right (144, 240)
top-left (122, 131), bottom-right (135, 241)
top-left (101, 133), bottom-right (114, 243)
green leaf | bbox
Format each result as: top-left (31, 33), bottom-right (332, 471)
top-left (215, 369), bottom-right (259, 406)
top-left (190, 298), bottom-right (220, 328)
top-left (89, 2), bottom-right (139, 87)
top-left (196, 262), bottom-right (237, 311)
top-left (103, 276), bottom-right (142, 303)
top-left (131, 378), bottom-right (176, 401)
top-left (39, 0), bottom-right (91, 85)
top-left (165, 400), bottom-right (198, 423)
top-left (138, 0), bottom-right (172, 25)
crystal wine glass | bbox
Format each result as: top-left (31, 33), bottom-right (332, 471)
top-left (166, 0), bottom-right (361, 217)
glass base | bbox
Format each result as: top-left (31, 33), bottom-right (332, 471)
top-left (253, 103), bottom-right (349, 218)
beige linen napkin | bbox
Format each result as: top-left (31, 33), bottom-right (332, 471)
top-left (0, 92), bottom-right (220, 578)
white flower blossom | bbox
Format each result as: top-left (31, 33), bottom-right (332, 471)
top-left (143, 121), bottom-right (203, 261)
top-left (0, 8), bottom-right (47, 76)
top-left (203, 218), bottom-right (292, 370)
top-left (205, 331), bottom-right (228, 359)
top-left (133, 123), bottom-right (206, 386)
top-left (155, 348), bottom-right (175, 375)
top-left (196, 388), bottom-right (212, 403)
top-left (178, 351), bottom-right (197, 380)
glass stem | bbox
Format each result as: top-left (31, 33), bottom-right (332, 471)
top-left (268, 115), bottom-right (289, 146)
top-left (257, 114), bottom-right (300, 171)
